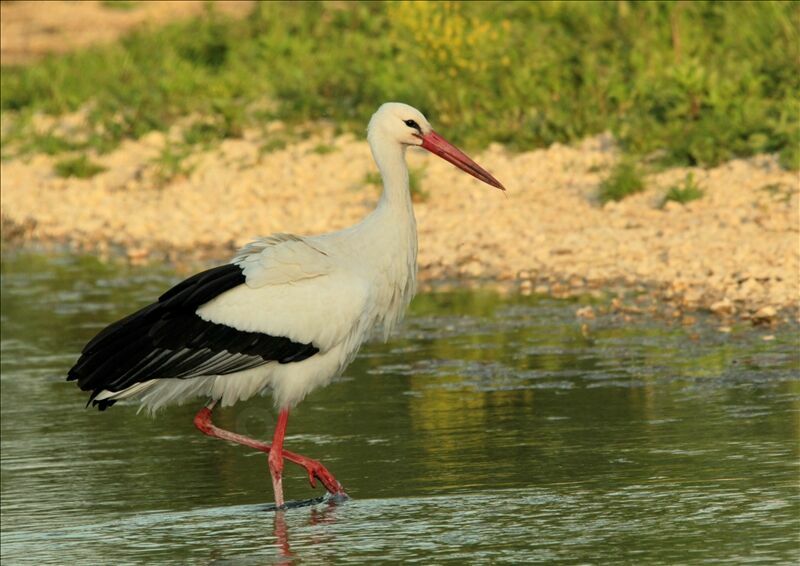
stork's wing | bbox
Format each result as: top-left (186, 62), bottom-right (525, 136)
top-left (69, 235), bottom-right (368, 410)
top-left (201, 235), bottom-right (369, 352)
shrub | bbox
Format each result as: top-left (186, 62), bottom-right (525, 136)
top-left (598, 161), bottom-right (645, 203)
top-left (662, 173), bottom-right (705, 206)
top-left (53, 155), bottom-right (106, 178)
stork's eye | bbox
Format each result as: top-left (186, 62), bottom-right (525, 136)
top-left (404, 119), bottom-right (421, 132)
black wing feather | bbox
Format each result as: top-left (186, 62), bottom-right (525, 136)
top-left (67, 263), bottom-right (319, 410)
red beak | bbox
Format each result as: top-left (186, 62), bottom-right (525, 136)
top-left (420, 131), bottom-right (506, 191)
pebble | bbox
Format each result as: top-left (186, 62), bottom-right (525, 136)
top-left (751, 306), bottom-right (778, 326)
top-left (710, 298), bottom-right (735, 316)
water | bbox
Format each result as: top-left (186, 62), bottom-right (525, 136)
top-left (1, 253), bottom-right (798, 564)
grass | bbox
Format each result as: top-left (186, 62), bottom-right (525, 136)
top-left (662, 173), bottom-right (705, 206)
top-left (54, 155), bottom-right (107, 179)
top-left (598, 161), bottom-right (645, 203)
top-left (2, 2), bottom-right (798, 168)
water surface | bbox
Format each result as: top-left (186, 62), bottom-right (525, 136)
top-left (1, 253), bottom-right (798, 564)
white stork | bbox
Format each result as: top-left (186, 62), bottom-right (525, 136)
top-left (68, 102), bottom-right (505, 508)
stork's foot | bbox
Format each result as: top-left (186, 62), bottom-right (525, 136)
top-left (283, 452), bottom-right (347, 496)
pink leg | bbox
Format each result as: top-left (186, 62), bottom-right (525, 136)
top-left (268, 409), bottom-right (289, 508)
top-left (193, 401), bottom-right (346, 499)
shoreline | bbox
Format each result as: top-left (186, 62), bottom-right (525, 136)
top-left (2, 130), bottom-right (798, 327)
top-left (1, 239), bottom-right (795, 333)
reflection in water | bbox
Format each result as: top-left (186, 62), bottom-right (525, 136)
top-left (1, 253), bottom-right (799, 564)
top-left (273, 511), bottom-right (292, 561)
top-left (268, 496), bottom-right (342, 562)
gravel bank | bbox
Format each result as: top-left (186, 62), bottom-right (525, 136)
top-left (1, 127), bottom-right (798, 324)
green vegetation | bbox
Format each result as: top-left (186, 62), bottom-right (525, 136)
top-left (258, 137), bottom-right (288, 156)
top-left (662, 172), bottom-right (705, 206)
top-left (760, 182), bottom-right (794, 204)
top-left (152, 145), bottom-right (193, 187)
top-left (311, 143), bottom-right (337, 155)
top-left (363, 171), bottom-right (382, 187)
top-left (778, 141), bottom-right (800, 170)
top-left (53, 155), bottom-right (107, 179)
top-left (598, 160), bottom-right (645, 203)
top-left (182, 120), bottom-right (224, 148)
top-left (2, 2), bottom-right (798, 168)
top-left (408, 167), bottom-right (429, 202)
top-left (22, 132), bottom-right (83, 156)
top-left (257, 128), bottom-right (315, 157)
top-left (100, 1), bottom-right (139, 11)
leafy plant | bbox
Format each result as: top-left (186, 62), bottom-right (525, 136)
top-left (598, 161), bottom-right (645, 203)
top-left (662, 173), bottom-right (705, 206)
top-left (54, 155), bottom-right (106, 179)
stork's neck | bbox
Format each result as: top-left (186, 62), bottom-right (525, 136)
top-left (363, 133), bottom-right (418, 339)
top-left (368, 135), bottom-right (414, 216)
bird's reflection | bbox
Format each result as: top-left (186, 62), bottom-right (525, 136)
top-left (272, 500), bottom-right (341, 562)
top-left (273, 511), bottom-right (292, 561)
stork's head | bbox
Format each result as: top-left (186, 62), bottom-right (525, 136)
top-left (368, 102), bottom-right (505, 191)
top-left (368, 102), bottom-right (432, 146)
